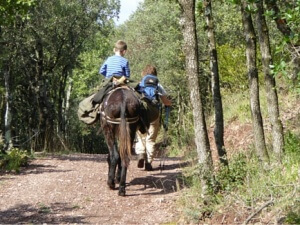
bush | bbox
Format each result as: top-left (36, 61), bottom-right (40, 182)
top-left (215, 153), bottom-right (248, 192)
top-left (0, 148), bottom-right (29, 173)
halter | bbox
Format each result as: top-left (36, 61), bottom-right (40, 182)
top-left (100, 86), bottom-right (140, 125)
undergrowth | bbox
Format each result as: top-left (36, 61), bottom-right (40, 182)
top-left (0, 148), bottom-right (29, 173)
top-left (179, 130), bottom-right (300, 224)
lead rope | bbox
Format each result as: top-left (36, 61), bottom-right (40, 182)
top-left (159, 106), bottom-right (170, 172)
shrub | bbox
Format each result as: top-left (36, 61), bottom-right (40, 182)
top-left (0, 148), bottom-right (29, 173)
top-left (215, 153), bottom-right (248, 192)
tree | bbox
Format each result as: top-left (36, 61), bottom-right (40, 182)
top-left (264, 0), bottom-right (300, 81)
top-left (0, 0), bottom-right (36, 151)
top-left (202, 0), bottom-right (228, 166)
top-left (240, 0), bottom-right (269, 162)
top-left (0, 0), bottom-right (36, 27)
top-left (178, 0), bottom-right (213, 193)
top-left (255, 1), bottom-right (284, 160)
top-left (0, 0), bottom-right (119, 152)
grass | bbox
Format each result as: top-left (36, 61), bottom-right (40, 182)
top-left (179, 138), bottom-right (300, 223)
top-left (222, 90), bottom-right (252, 124)
top-left (177, 91), bottom-right (300, 224)
top-left (222, 89), bottom-right (271, 125)
top-left (38, 203), bottom-right (51, 214)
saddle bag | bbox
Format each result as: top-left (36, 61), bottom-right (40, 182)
top-left (77, 93), bottom-right (100, 125)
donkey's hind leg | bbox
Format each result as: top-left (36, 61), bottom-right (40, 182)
top-left (115, 157), bottom-right (122, 184)
top-left (118, 125), bottom-right (137, 196)
top-left (118, 164), bottom-right (127, 196)
top-left (107, 140), bottom-right (119, 190)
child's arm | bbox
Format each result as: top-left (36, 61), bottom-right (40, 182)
top-left (124, 61), bottom-right (130, 77)
top-left (99, 63), bottom-right (107, 77)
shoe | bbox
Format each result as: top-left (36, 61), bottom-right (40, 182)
top-left (137, 154), bottom-right (145, 168)
top-left (145, 162), bottom-right (153, 171)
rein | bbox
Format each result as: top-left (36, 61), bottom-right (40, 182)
top-left (101, 86), bottom-right (140, 125)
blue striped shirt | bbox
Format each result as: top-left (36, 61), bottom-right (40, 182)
top-left (99, 55), bottom-right (130, 78)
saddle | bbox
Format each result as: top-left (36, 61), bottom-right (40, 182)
top-left (78, 76), bottom-right (129, 125)
top-left (92, 76), bottom-right (129, 104)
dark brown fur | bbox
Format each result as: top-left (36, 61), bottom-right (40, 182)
top-left (100, 87), bottom-right (141, 196)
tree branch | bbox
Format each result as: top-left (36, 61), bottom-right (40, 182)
top-left (243, 199), bottom-right (274, 225)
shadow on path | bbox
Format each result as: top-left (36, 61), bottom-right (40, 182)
top-left (0, 203), bottom-right (87, 224)
top-left (128, 158), bottom-right (189, 196)
top-left (38, 153), bottom-right (108, 163)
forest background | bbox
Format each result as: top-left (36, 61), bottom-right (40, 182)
top-left (0, 0), bottom-right (300, 223)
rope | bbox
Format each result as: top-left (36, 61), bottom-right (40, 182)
top-left (100, 111), bottom-right (139, 124)
top-left (100, 87), bottom-right (140, 125)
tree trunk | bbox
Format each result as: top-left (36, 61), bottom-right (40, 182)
top-left (4, 64), bottom-right (13, 151)
top-left (34, 38), bottom-right (54, 151)
top-left (58, 66), bottom-right (69, 135)
top-left (64, 78), bottom-right (73, 138)
top-left (255, 1), bottom-right (284, 160)
top-left (178, 0), bottom-right (213, 192)
top-left (203, 0), bottom-right (228, 166)
top-left (241, 1), bottom-right (269, 162)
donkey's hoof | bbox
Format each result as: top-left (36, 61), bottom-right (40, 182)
top-left (107, 181), bottom-right (115, 189)
top-left (115, 178), bottom-right (120, 184)
top-left (118, 186), bottom-right (126, 196)
top-left (118, 190), bottom-right (126, 196)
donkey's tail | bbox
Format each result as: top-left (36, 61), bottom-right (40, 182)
top-left (119, 93), bottom-right (131, 167)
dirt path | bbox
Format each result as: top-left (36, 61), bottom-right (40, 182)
top-left (0, 154), bottom-right (185, 224)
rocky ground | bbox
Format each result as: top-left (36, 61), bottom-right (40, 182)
top-left (0, 154), bottom-right (186, 224)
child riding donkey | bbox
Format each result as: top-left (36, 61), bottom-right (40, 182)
top-left (92, 40), bottom-right (131, 105)
top-left (79, 40), bottom-right (172, 172)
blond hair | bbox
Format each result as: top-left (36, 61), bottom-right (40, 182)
top-left (114, 40), bottom-right (127, 51)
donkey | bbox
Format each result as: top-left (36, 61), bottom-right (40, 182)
top-left (99, 86), bottom-right (142, 196)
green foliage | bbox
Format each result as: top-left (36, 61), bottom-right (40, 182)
top-left (215, 153), bottom-right (248, 191)
top-left (285, 211), bottom-right (300, 224)
top-left (212, 2), bottom-right (243, 46)
top-left (218, 44), bottom-right (248, 91)
top-left (284, 130), bottom-right (300, 154)
top-left (37, 203), bottom-right (51, 214)
top-left (72, 32), bottom-right (112, 97)
top-left (226, 0), bottom-right (241, 4)
top-left (0, 0), bottom-right (36, 25)
top-left (222, 91), bottom-right (251, 123)
top-left (266, 0), bottom-right (300, 91)
top-left (0, 0), bottom-right (118, 152)
top-left (69, 31), bottom-right (113, 154)
top-left (179, 165), bottom-right (218, 222)
top-left (116, 0), bottom-right (183, 79)
top-left (114, 0), bottom-right (194, 150)
top-left (0, 148), bottom-right (29, 173)
top-left (179, 130), bottom-right (300, 223)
